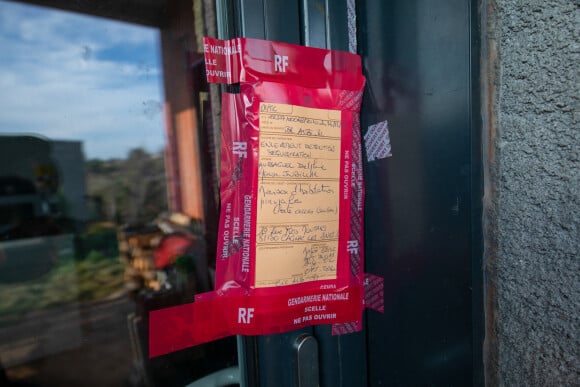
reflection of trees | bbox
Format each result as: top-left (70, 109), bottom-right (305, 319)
top-left (87, 147), bottom-right (167, 224)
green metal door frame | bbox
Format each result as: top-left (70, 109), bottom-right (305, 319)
top-left (214, 1), bottom-right (484, 385)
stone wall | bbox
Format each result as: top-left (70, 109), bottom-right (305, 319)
top-left (483, 0), bottom-right (579, 385)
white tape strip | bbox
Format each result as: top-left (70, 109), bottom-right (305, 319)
top-left (347, 0), bottom-right (356, 53)
top-left (364, 120), bottom-right (392, 162)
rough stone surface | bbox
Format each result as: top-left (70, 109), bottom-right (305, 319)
top-left (484, 0), bottom-right (580, 385)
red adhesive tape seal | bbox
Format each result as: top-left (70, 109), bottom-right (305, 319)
top-left (150, 37), bottom-right (370, 358)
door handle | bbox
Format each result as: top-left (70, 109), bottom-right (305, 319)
top-left (185, 366), bottom-right (240, 387)
top-left (294, 334), bottom-right (319, 387)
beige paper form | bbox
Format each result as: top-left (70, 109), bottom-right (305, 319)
top-left (255, 103), bottom-right (341, 287)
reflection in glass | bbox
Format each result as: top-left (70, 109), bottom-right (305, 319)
top-left (0, 1), bottom-right (236, 386)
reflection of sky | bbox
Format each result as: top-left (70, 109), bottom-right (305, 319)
top-left (0, 1), bottom-right (164, 159)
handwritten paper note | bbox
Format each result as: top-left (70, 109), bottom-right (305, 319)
top-left (255, 103), bottom-right (341, 287)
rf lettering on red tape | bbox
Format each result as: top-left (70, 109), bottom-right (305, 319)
top-left (149, 37), bottom-right (373, 358)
